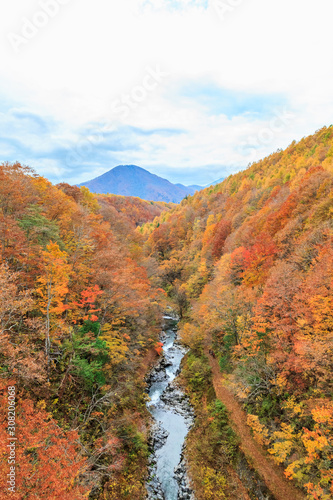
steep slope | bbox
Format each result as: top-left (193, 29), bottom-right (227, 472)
top-left (206, 349), bottom-right (305, 500)
top-left (79, 164), bottom-right (200, 202)
top-left (0, 163), bottom-right (165, 499)
top-left (142, 125), bottom-right (333, 499)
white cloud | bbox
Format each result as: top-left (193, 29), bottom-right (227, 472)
top-left (0, 0), bottom-right (332, 185)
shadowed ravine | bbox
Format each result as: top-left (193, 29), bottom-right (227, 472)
top-left (146, 315), bottom-right (195, 500)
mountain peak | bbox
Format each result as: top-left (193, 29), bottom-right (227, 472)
top-left (112, 164), bottom-right (145, 172)
top-left (79, 165), bottom-right (201, 203)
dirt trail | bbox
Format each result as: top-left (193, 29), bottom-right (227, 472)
top-left (206, 350), bottom-right (306, 500)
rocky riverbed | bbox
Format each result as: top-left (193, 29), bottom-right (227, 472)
top-left (145, 316), bottom-right (195, 500)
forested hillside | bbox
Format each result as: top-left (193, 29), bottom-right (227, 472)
top-left (142, 126), bottom-right (333, 499)
top-left (0, 164), bottom-right (169, 499)
top-left (0, 125), bottom-right (332, 500)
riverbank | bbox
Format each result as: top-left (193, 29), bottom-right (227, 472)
top-left (145, 316), bottom-right (195, 500)
top-left (179, 347), bottom-right (288, 500)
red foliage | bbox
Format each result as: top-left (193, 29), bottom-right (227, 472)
top-left (0, 380), bottom-right (89, 499)
top-left (211, 219), bottom-right (232, 260)
top-left (154, 342), bottom-right (164, 356)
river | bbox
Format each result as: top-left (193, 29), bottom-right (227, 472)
top-left (146, 315), bottom-right (194, 500)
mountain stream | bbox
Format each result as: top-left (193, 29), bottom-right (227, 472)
top-left (146, 315), bottom-right (195, 500)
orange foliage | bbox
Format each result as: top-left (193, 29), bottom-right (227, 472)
top-left (0, 380), bottom-right (89, 499)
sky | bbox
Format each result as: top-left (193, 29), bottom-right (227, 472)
top-left (0, 0), bottom-right (333, 186)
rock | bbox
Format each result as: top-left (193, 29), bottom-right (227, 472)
top-left (174, 444), bottom-right (195, 499)
top-left (145, 356), bottom-right (169, 385)
top-left (153, 424), bottom-right (169, 450)
top-left (160, 357), bottom-right (173, 369)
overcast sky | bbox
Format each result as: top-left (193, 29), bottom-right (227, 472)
top-left (1, 0), bottom-right (332, 186)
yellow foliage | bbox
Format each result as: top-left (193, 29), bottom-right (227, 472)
top-left (284, 459), bottom-right (306, 483)
top-left (268, 423), bottom-right (297, 464)
top-left (100, 323), bottom-right (129, 366)
top-left (180, 323), bottom-right (204, 351)
top-left (302, 430), bottom-right (329, 462)
top-left (246, 414), bottom-right (270, 446)
top-left (282, 396), bottom-right (304, 418)
top-left (80, 186), bottom-right (100, 213)
top-left (36, 242), bottom-right (70, 315)
top-left (201, 466), bottom-right (227, 499)
top-left (312, 406), bottom-right (333, 425)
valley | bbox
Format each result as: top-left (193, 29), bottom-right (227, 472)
top-left (0, 125), bottom-right (332, 499)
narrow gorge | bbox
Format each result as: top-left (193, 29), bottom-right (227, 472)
top-left (146, 314), bottom-right (194, 500)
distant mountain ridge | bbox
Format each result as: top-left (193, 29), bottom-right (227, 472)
top-left (205, 177), bottom-right (225, 187)
top-left (79, 165), bottom-right (204, 203)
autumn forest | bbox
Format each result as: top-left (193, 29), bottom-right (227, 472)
top-left (1, 125), bottom-right (333, 499)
